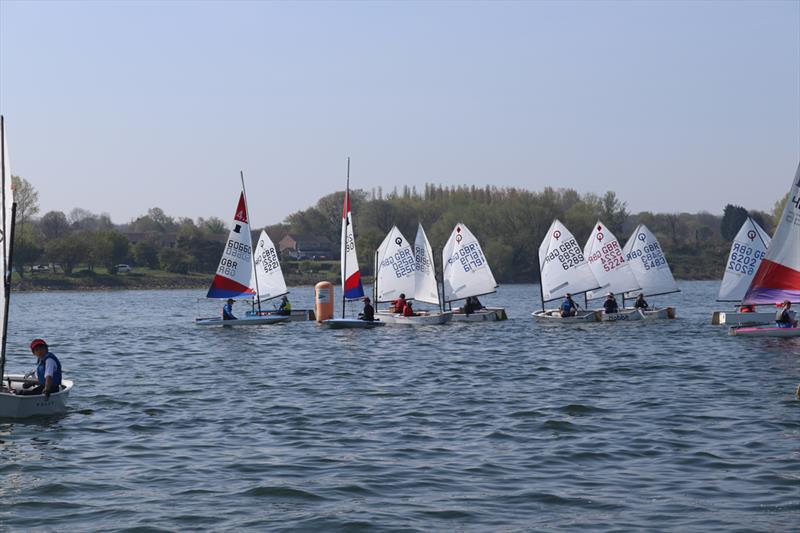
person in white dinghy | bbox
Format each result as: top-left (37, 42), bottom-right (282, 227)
top-left (14, 339), bottom-right (63, 398)
top-left (776, 301), bottom-right (798, 328)
top-left (603, 293), bottom-right (619, 314)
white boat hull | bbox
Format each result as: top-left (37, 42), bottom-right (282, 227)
top-left (729, 326), bottom-right (800, 337)
top-left (0, 376), bottom-right (73, 419)
top-left (195, 315), bottom-right (290, 326)
top-left (532, 310), bottom-right (600, 322)
top-left (451, 307), bottom-right (508, 322)
top-left (601, 309), bottom-right (645, 322)
top-left (711, 311), bottom-right (774, 326)
top-left (246, 309), bottom-right (316, 321)
top-left (622, 307), bottom-right (676, 319)
top-left (322, 318), bottom-right (386, 329)
top-left (376, 310), bottom-right (453, 325)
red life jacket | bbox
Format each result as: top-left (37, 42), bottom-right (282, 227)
top-left (393, 298), bottom-right (406, 313)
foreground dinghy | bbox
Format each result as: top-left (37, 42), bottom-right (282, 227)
top-left (323, 159), bottom-right (384, 329)
top-left (0, 117), bottom-right (73, 418)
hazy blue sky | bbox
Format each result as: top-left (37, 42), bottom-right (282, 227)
top-left (1, 0), bottom-right (798, 227)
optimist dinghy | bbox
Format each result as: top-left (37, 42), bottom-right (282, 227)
top-left (442, 223), bottom-right (507, 322)
top-left (621, 224), bottom-right (679, 319)
top-left (729, 162), bottom-right (800, 338)
top-left (710, 217), bottom-right (773, 326)
top-left (0, 116), bottom-right (73, 418)
top-left (533, 219), bottom-right (601, 322)
top-left (323, 159), bottom-right (385, 329)
top-left (196, 174), bottom-right (289, 327)
top-left (584, 221), bottom-right (644, 322)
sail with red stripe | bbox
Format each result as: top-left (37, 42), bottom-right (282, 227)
top-left (742, 162), bottom-right (800, 304)
top-left (206, 192), bottom-right (257, 299)
top-left (341, 184), bottom-right (364, 300)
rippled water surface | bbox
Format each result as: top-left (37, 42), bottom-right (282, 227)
top-left (1, 281), bottom-right (798, 532)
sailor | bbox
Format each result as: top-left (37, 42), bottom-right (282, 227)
top-left (463, 295), bottom-right (484, 315)
top-left (222, 298), bottom-right (236, 320)
top-left (391, 293), bottom-right (407, 314)
top-left (16, 339), bottom-right (62, 398)
top-left (634, 294), bottom-right (649, 310)
top-left (776, 300), bottom-right (798, 328)
top-left (560, 293), bottom-right (578, 317)
top-left (278, 295), bottom-right (291, 316)
top-left (403, 300), bottom-right (415, 317)
top-left (603, 292), bottom-right (619, 314)
top-left (360, 297), bottom-right (375, 321)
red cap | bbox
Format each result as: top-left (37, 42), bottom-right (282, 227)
top-left (30, 338), bottom-right (47, 351)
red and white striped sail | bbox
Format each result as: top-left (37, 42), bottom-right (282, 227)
top-left (341, 186), bottom-right (364, 300)
top-left (206, 192), bottom-right (256, 299)
top-left (743, 162), bottom-right (800, 304)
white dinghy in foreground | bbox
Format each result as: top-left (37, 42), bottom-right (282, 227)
top-left (196, 173), bottom-right (289, 327)
top-left (711, 217), bottom-right (773, 326)
top-left (584, 221), bottom-right (643, 322)
top-left (323, 159), bottom-right (385, 329)
top-left (0, 117), bottom-right (73, 418)
top-left (621, 224), bottom-right (679, 319)
top-left (442, 223), bottom-right (507, 322)
top-left (533, 219), bottom-right (600, 322)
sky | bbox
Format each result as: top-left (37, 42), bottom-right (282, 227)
top-left (0, 0), bottom-right (798, 227)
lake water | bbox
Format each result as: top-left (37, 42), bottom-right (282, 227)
top-left (1, 281), bottom-right (798, 532)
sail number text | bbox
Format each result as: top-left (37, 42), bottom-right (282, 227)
top-left (544, 238), bottom-right (585, 270)
top-left (381, 248), bottom-right (416, 278)
top-left (627, 242), bottom-right (665, 270)
top-left (727, 243), bottom-right (765, 275)
top-left (447, 242), bottom-right (485, 272)
top-left (587, 241), bottom-right (624, 272)
top-left (256, 246), bottom-right (280, 274)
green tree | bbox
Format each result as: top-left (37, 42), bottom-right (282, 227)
top-left (39, 210), bottom-right (70, 240)
top-left (45, 233), bottom-right (89, 274)
top-left (92, 230), bottom-right (130, 273)
top-left (720, 204), bottom-right (748, 241)
top-left (133, 240), bottom-right (160, 269)
top-left (159, 247), bottom-right (191, 274)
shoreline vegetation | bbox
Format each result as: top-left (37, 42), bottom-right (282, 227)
top-left (9, 176), bottom-right (789, 291)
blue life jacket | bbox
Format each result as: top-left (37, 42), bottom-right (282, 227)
top-left (36, 352), bottom-right (63, 389)
top-left (222, 303), bottom-right (236, 320)
top-left (561, 298), bottom-right (572, 313)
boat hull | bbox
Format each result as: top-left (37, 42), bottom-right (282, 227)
top-left (601, 309), bottom-right (645, 322)
top-left (195, 315), bottom-right (290, 326)
top-left (0, 376), bottom-right (73, 419)
top-left (532, 310), bottom-right (600, 322)
top-left (322, 318), bottom-right (386, 329)
top-left (376, 311), bottom-right (453, 325)
top-left (451, 307), bottom-right (507, 322)
top-left (246, 309), bottom-right (316, 321)
top-left (729, 326), bottom-right (800, 337)
top-left (711, 311), bottom-right (774, 326)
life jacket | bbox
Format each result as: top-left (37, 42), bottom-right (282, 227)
top-left (222, 303), bottom-right (235, 319)
top-left (280, 299), bottom-right (291, 312)
top-left (393, 298), bottom-right (406, 313)
top-left (776, 308), bottom-right (792, 323)
top-left (561, 299), bottom-right (572, 313)
top-left (36, 352), bottom-right (63, 389)
top-left (403, 303), bottom-right (414, 317)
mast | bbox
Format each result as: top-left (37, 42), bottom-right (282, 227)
top-left (538, 258), bottom-right (545, 312)
top-left (240, 171), bottom-right (262, 314)
top-left (0, 116), bottom-right (11, 382)
top-left (373, 248), bottom-right (379, 312)
top-left (341, 157), bottom-right (350, 319)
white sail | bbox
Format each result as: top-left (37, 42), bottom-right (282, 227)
top-left (622, 224), bottom-right (679, 298)
top-left (252, 230), bottom-right (288, 303)
top-left (717, 218), bottom-right (771, 302)
top-left (414, 224), bottom-right (440, 306)
top-left (375, 226), bottom-right (415, 303)
top-left (538, 219), bottom-right (599, 302)
top-left (584, 221), bottom-right (640, 300)
top-left (442, 222), bottom-right (497, 302)
top-left (340, 183), bottom-right (364, 300)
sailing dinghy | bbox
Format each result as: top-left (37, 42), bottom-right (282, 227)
top-left (376, 224), bottom-right (452, 325)
top-left (0, 116), bottom-right (73, 418)
top-left (584, 221), bottom-right (644, 322)
top-left (621, 224), bottom-right (678, 319)
top-left (323, 159), bottom-right (385, 329)
top-left (730, 162), bottom-right (800, 337)
top-left (533, 219), bottom-right (601, 322)
top-left (710, 217), bottom-right (773, 326)
top-left (442, 223), bottom-right (506, 321)
top-left (196, 176), bottom-right (289, 327)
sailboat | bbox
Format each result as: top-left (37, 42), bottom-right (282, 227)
top-left (442, 223), bottom-right (507, 321)
top-left (196, 174), bottom-right (290, 326)
top-left (583, 221), bottom-right (644, 321)
top-left (323, 158), bottom-right (385, 329)
top-left (620, 224), bottom-right (678, 319)
top-left (374, 224), bottom-right (452, 325)
top-left (533, 219), bottom-right (601, 322)
top-left (0, 116), bottom-right (73, 418)
top-left (730, 162), bottom-right (800, 337)
top-left (710, 217), bottom-right (773, 326)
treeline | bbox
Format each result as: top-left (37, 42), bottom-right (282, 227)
top-left (10, 177), bottom-right (785, 282)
